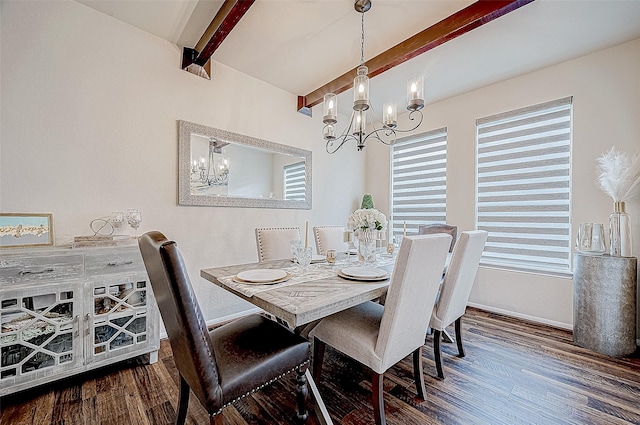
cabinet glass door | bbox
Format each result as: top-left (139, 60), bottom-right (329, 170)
top-left (0, 282), bottom-right (83, 395)
top-left (87, 274), bottom-right (157, 366)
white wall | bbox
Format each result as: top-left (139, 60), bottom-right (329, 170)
top-left (367, 38), bottom-right (640, 330)
top-left (0, 0), bottom-right (365, 325)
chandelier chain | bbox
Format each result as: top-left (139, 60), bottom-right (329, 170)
top-left (360, 11), bottom-right (365, 66)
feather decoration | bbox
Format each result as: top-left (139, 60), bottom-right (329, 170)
top-left (597, 147), bottom-right (640, 202)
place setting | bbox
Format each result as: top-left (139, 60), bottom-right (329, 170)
top-left (337, 266), bottom-right (390, 282)
top-left (232, 269), bottom-right (292, 285)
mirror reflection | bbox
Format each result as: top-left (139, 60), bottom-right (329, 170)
top-left (178, 120), bottom-right (312, 209)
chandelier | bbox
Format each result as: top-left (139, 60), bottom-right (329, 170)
top-left (323, 0), bottom-right (424, 154)
top-left (191, 138), bottom-right (230, 186)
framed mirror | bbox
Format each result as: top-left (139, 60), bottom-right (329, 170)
top-left (178, 120), bottom-right (312, 209)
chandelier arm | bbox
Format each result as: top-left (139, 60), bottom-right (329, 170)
top-left (391, 110), bottom-right (424, 134)
top-left (362, 127), bottom-right (396, 146)
top-left (326, 134), bottom-right (358, 154)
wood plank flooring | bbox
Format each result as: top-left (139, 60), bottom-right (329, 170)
top-left (2, 307), bottom-right (639, 425)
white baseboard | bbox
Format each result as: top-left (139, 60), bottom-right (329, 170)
top-left (467, 302), bottom-right (573, 330)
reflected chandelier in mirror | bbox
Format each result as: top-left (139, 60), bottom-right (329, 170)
top-left (178, 120), bottom-right (312, 209)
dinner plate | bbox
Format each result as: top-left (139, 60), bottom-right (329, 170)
top-left (236, 269), bottom-right (287, 283)
top-left (233, 272), bottom-right (292, 285)
top-left (340, 266), bottom-right (389, 279)
top-left (337, 269), bottom-right (389, 282)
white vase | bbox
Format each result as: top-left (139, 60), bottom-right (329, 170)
top-left (609, 201), bottom-right (632, 257)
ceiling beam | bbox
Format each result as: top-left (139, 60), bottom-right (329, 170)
top-left (182, 0), bottom-right (255, 78)
top-left (297, 0), bottom-right (535, 115)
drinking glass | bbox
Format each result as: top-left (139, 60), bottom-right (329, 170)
top-left (298, 246), bottom-right (313, 274)
top-left (343, 230), bottom-right (354, 264)
top-left (326, 249), bottom-right (337, 265)
top-left (126, 209), bottom-right (142, 237)
top-left (290, 240), bottom-right (303, 263)
top-left (111, 212), bottom-right (125, 230)
top-left (360, 239), bottom-right (376, 266)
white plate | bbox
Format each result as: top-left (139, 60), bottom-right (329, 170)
top-left (340, 266), bottom-right (388, 279)
top-left (233, 272), bottom-right (291, 285)
top-left (236, 269), bottom-right (288, 283)
top-left (337, 269), bottom-right (389, 282)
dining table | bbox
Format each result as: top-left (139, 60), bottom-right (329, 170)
top-left (200, 254), bottom-right (397, 425)
top-left (200, 255), bottom-right (396, 329)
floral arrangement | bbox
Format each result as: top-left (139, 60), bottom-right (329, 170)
top-left (347, 208), bottom-right (387, 231)
top-left (597, 147), bottom-right (640, 202)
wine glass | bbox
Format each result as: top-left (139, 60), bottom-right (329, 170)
top-left (290, 239), bottom-right (303, 264)
top-left (110, 212), bottom-right (125, 234)
top-left (360, 239), bottom-right (376, 266)
top-left (126, 209), bottom-right (142, 238)
top-left (297, 246), bottom-right (313, 275)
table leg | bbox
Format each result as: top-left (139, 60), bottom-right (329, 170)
top-left (306, 369), bottom-right (333, 425)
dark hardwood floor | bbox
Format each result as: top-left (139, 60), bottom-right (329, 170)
top-left (2, 307), bottom-right (639, 425)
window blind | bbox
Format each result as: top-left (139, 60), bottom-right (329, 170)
top-left (390, 127), bottom-right (447, 241)
top-left (476, 97), bottom-right (572, 274)
top-left (283, 161), bottom-right (306, 201)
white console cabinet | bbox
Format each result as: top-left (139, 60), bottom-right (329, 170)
top-left (0, 244), bottom-right (159, 396)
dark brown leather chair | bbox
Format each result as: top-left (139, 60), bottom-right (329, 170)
top-left (138, 231), bottom-right (311, 425)
top-left (418, 224), bottom-right (458, 253)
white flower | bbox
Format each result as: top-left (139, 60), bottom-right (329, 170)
top-left (347, 208), bottom-right (388, 231)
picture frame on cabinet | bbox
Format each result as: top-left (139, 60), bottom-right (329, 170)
top-left (0, 213), bottom-right (54, 248)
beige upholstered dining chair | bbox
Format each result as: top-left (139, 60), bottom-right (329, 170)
top-left (138, 231), bottom-right (311, 425)
top-left (418, 223), bottom-right (458, 252)
top-left (430, 230), bottom-right (488, 379)
top-left (310, 234), bottom-right (452, 425)
top-left (255, 226), bottom-right (301, 261)
top-left (313, 225), bottom-right (348, 255)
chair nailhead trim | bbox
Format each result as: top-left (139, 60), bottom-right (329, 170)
top-left (212, 360), bottom-right (310, 416)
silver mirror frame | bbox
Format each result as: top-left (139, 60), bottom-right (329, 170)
top-left (178, 120), bottom-right (312, 209)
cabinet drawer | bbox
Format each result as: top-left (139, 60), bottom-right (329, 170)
top-left (84, 248), bottom-right (145, 277)
top-left (0, 252), bottom-right (84, 286)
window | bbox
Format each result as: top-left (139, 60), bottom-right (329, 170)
top-left (476, 97), bottom-right (572, 275)
top-left (390, 128), bottom-right (447, 241)
top-left (283, 161), bottom-right (306, 201)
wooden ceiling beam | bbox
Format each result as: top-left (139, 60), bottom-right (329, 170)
top-left (297, 0), bottom-right (535, 115)
top-left (182, 0), bottom-right (255, 78)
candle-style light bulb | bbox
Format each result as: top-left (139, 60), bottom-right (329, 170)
top-left (407, 74), bottom-right (424, 111)
top-left (383, 99), bottom-right (397, 129)
top-left (323, 93), bottom-right (337, 124)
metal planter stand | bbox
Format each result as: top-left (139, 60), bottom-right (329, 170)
top-left (573, 253), bottom-right (637, 357)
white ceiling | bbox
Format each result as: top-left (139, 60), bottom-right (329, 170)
top-left (76, 0), bottom-right (640, 115)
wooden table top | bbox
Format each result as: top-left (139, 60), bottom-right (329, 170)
top-left (201, 258), bottom-right (394, 328)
